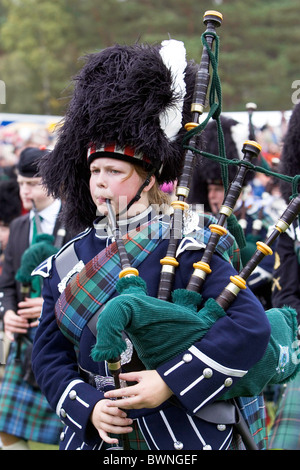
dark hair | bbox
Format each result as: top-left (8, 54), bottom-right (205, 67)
top-left (0, 179), bottom-right (22, 225)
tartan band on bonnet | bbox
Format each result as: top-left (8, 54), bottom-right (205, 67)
top-left (87, 143), bottom-right (153, 167)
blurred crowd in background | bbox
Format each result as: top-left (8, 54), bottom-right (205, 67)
top-left (0, 110), bottom-right (289, 172)
top-left (0, 119), bottom-right (59, 169)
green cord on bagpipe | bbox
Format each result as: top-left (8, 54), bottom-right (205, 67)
top-left (92, 6), bottom-right (300, 364)
top-left (89, 10), bottom-right (300, 449)
top-left (182, 30), bottom-right (249, 252)
top-left (182, 30), bottom-right (228, 187)
top-left (157, 11), bottom-right (223, 301)
top-left (182, 29), bottom-right (300, 236)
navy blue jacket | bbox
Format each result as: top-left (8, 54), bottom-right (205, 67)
top-left (272, 223), bottom-right (300, 321)
top-left (32, 211), bottom-right (270, 450)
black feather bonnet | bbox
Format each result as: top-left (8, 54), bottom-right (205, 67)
top-left (187, 116), bottom-right (249, 209)
top-left (278, 103), bottom-right (300, 203)
top-left (0, 179), bottom-right (22, 225)
top-left (39, 41), bottom-right (198, 232)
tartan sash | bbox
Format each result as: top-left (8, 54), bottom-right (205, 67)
top-left (55, 219), bottom-right (169, 346)
top-left (55, 213), bottom-right (236, 347)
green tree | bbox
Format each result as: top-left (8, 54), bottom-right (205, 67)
top-left (0, 0), bottom-right (76, 114)
top-left (1, 0), bottom-right (300, 114)
top-left (216, 0), bottom-right (300, 111)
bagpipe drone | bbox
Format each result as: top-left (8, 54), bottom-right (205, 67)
top-left (91, 9), bottom-right (300, 400)
top-left (45, 10), bottom-right (300, 450)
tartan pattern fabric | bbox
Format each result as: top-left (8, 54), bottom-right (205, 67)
top-left (0, 335), bottom-right (62, 444)
top-left (228, 433), bottom-right (245, 450)
top-left (102, 421), bottom-right (149, 450)
top-left (200, 213), bottom-right (241, 272)
top-left (237, 394), bottom-right (268, 450)
top-left (55, 213), bottom-right (239, 347)
top-left (268, 373), bottom-right (300, 450)
top-left (201, 213), bottom-right (237, 256)
top-left (55, 220), bottom-right (169, 346)
top-left (127, 421), bottom-right (149, 450)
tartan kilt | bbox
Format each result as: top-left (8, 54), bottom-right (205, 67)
top-left (0, 331), bottom-right (62, 444)
top-left (102, 421), bottom-right (149, 450)
top-left (234, 395), bottom-right (268, 450)
top-left (268, 373), bottom-right (300, 450)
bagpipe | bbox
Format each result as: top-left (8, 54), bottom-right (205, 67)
top-left (158, 10), bottom-right (223, 302)
top-left (15, 201), bottom-right (65, 365)
top-left (50, 10), bottom-right (300, 450)
top-left (91, 9), bottom-right (300, 410)
top-left (16, 202), bottom-right (66, 295)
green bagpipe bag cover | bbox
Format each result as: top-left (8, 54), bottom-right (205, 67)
top-left (91, 276), bottom-right (300, 397)
top-left (91, 276), bottom-right (226, 370)
top-left (221, 304), bottom-right (300, 399)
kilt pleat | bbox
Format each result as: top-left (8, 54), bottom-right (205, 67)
top-left (0, 335), bottom-right (62, 444)
top-left (269, 374), bottom-right (300, 450)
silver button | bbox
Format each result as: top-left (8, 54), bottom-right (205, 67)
top-left (60, 408), bottom-right (67, 418)
top-left (174, 440), bottom-right (184, 450)
top-left (69, 390), bottom-right (77, 400)
top-left (224, 378), bottom-right (233, 387)
top-left (217, 424), bottom-right (226, 431)
top-left (183, 353), bottom-right (193, 363)
top-left (203, 444), bottom-right (212, 450)
top-left (203, 368), bottom-right (213, 379)
top-left (60, 432), bottom-right (65, 441)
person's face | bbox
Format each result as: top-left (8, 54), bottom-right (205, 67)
top-left (0, 224), bottom-right (10, 252)
top-left (207, 183), bottom-right (224, 215)
top-left (17, 175), bottom-right (53, 211)
top-left (89, 157), bottom-right (154, 217)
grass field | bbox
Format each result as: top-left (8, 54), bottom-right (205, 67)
top-left (0, 442), bottom-right (59, 450)
top-left (28, 442), bottom-right (59, 450)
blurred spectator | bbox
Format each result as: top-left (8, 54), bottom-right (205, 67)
top-left (0, 179), bottom-right (22, 274)
top-left (269, 102), bottom-right (300, 450)
top-left (0, 179), bottom-right (22, 401)
top-left (0, 146), bottom-right (72, 450)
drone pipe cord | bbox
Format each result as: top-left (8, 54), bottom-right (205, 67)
top-left (216, 194), bottom-right (300, 310)
top-left (157, 10), bottom-right (223, 302)
top-left (186, 140), bottom-right (262, 294)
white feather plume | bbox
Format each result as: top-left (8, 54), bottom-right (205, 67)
top-left (159, 39), bottom-right (187, 141)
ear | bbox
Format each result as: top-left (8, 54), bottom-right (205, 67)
top-left (142, 174), bottom-right (156, 192)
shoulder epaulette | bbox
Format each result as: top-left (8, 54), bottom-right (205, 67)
top-left (54, 227), bottom-right (92, 260)
top-left (31, 227), bottom-right (91, 279)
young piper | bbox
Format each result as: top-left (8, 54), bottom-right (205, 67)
top-left (31, 41), bottom-right (270, 450)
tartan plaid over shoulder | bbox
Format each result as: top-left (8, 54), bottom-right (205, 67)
top-left (201, 213), bottom-right (241, 272)
top-left (54, 212), bottom-right (238, 347)
top-left (55, 219), bottom-right (169, 346)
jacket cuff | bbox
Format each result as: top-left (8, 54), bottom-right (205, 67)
top-left (157, 345), bottom-right (247, 414)
top-left (56, 379), bottom-right (103, 444)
